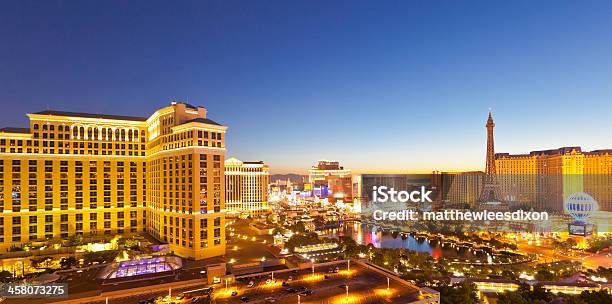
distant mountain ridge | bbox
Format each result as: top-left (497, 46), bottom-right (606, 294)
top-left (270, 173), bottom-right (305, 184)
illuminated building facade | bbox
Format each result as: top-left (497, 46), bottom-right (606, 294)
top-left (432, 171), bottom-right (484, 209)
top-left (496, 147), bottom-right (612, 212)
top-left (224, 157), bottom-right (270, 216)
top-left (431, 148), bottom-right (611, 213)
top-left (0, 102), bottom-right (226, 260)
top-left (307, 160), bottom-right (352, 202)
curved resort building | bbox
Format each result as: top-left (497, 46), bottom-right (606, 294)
top-left (0, 102), bottom-right (227, 260)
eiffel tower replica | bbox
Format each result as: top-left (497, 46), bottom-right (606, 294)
top-left (478, 112), bottom-right (507, 211)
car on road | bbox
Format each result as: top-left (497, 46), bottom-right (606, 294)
top-left (299, 290), bottom-right (313, 296)
top-left (282, 281), bottom-right (290, 287)
top-left (285, 288), bottom-right (296, 293)
top-left (247, 281), bottom-right (255, 288)
top-left (191, 297), bottom-right (208, 304)
top-left (265, 297), bottom-right (276, 303)
top-left (240, 296), bottom-right (250, 302)
top-left (231, 291), bottom-right (238, 296)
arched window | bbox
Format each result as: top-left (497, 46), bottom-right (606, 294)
top-left (120, 129), bottom-right (126, 141)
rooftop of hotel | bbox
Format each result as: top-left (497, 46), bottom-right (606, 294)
top-left (225, 157), bottom-right (267, 166)
top-left (496, 146), bottom-right (612, 158)
top-left (183, 117), bottom-right (222, 126)
top-left (0, 127), bottom-right (30, 133)
top-left (31, 110), bottom-right (148, 121)
top-left (0, 102), bottom-right (227, 134)
top-left (585, 149), bottom-right (612, 155)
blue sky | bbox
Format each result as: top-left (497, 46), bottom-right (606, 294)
top-left (1, 1), bottom-right (611, 173)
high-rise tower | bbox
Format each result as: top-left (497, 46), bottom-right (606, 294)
top-left (0, 102), bottom-right (227, 260)
top-left (484, 112), bottom-right (497, 179)
top-left (478, 112), bottom-right (504, 208)
top-left (225, 157), bottom-right (270, 216)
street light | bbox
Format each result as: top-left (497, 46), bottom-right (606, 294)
top-left (387, 277), bottom-right (390, 291)
top-left (311, 259), bottom-right (315, 276)
top-left (298, 294), bottom-right (301, 304)
top-left (345, 284), bottom-right (349, 303)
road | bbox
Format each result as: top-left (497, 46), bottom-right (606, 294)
top-left (213, 262), bottom-right (420, 304)
top-left (516, 240), bottom-right (611, 269)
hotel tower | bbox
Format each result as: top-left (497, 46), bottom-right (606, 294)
top-left (224, 157), bottom-right (270, 216)
top-left (0, 102), bottom-right (226, 260)
top-left (496, 147), bottom-right (612, 212)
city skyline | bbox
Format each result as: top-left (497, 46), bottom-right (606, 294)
top-left (0, 3), bottom-right (610, 304)
top-left (2, 1), bottom-right (612, 173)
top-left (2, 107), bottom-right (609, 175)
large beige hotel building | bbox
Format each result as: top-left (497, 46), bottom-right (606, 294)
top-left (224, 157), bottom-right (270, 216)
top-left (432, 148), bottom-right (612, 212)
top-left (496, 147), bottom-right (612, 212)
top-left (0, 102), bottom-right (226, 259)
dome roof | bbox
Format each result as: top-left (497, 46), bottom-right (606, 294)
top-left (98, 255), bottom-right (182, 280)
